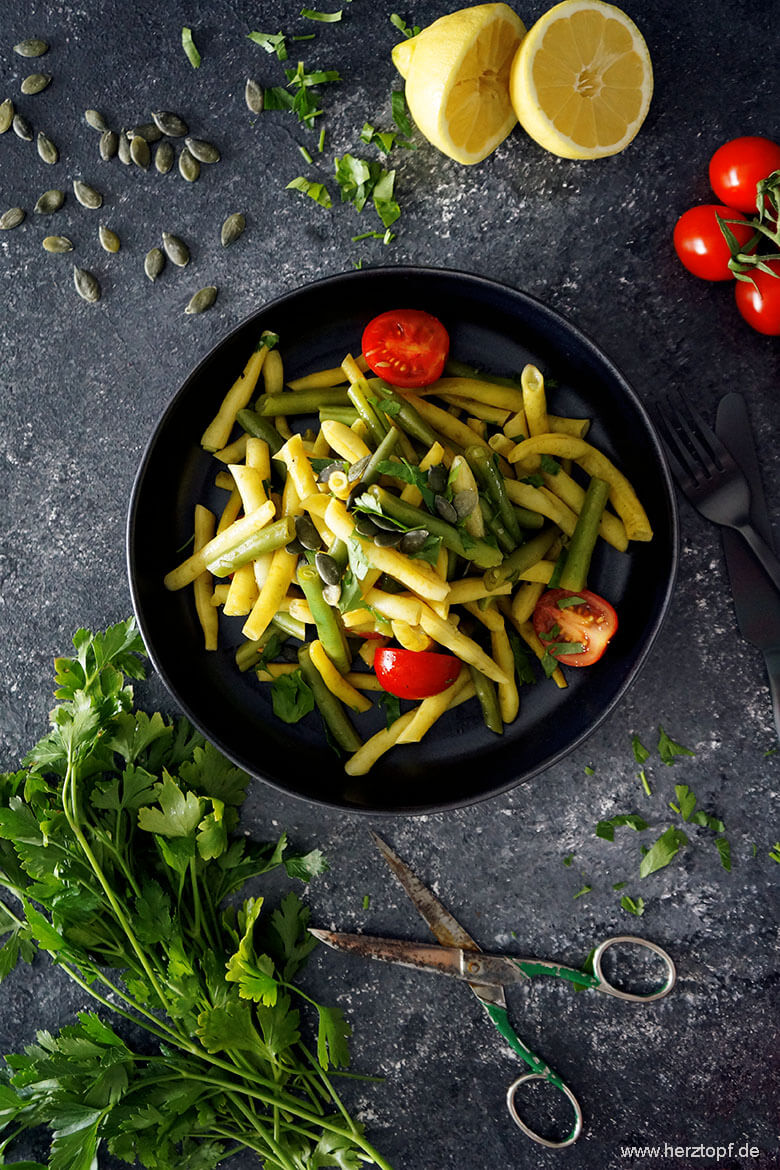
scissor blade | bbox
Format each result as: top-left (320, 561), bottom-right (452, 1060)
top-left (370, 831), bottom-right (480, 952)
top-left (310, 930), bottom-right (469, 978)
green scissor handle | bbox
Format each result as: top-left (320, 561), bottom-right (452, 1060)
top-left (485, 1003), bottom-right (583, 1148)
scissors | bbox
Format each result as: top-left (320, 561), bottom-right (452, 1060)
top-left (310, 832), bottom-right (676, 1149)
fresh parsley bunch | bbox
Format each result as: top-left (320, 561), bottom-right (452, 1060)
top-left (0, 619), bottom-right (392, 1170)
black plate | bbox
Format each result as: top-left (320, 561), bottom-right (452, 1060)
top-left (127, 266), bottom-right (678, 815)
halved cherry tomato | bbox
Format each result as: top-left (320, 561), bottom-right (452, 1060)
top-left (673, 204), bottom-right (753, 281)
top-left (532, 589), bottom-right (618, 667)
top-left (373, 647), bottom-right (461, 699)
top-left (361, 309), bottom-right (450, 388)
top-left (709, 136), bottom-right (780, 214)
top-left (734, 259), bottom-right (780, 335)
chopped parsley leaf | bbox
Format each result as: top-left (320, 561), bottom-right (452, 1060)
top-left (631, 733), bottom-right (651, 764)
top-left (270, 669), bottom-right (315, 723)
top-left (620, 894), bottom-right (645, 917)
top-left (390, 13), bottom-right (421, 38)
top-left (714, 836), bottom-right (732, 872)
top-left (181, 26), bottom-right (201, 68)
top-left (301, 7), bottom-right (343, 21)
top-left (769, 842), bottom-right (780, 864)
top-left (286, 176), bottom-right (332, 208)
top-left (657, 724), bottom-right (695, 765)
top-left (247, 30), bottom-right (289, 59)
top-left (572, 884), bottom-right (592, 900)
top-left (557, 595), bottom-right (587, 609)
top-left (639, 825), bottom-right (689, 878)
top-left (562, 852), bottom-right (574, 867)
top-left (596, 813), bottom-right (649, 841)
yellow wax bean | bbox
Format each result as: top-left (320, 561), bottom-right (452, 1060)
top-left (418, 606), bottom-right (510, 685)
top-left (201, 340), bottom-right (268, 451)
top-left (491, 625), bottom-right (519, 723)
top-left (165, 501), bottom-right (276, 590)
top-left (521, 364), bottom-right (549, 436)
top-left (213, 433), bottom-right (248, 464)
top-left (193, 505), bottom-right (218, 651)
top-left (395, 673), bottom-right (475, 745)
top-left (309, 639), bottom-right (372, 713)
top-left (321, 419), bottom-right (371, 463)
top-left (242, 546), bottom-right (298, 641)
top-left (275, 432), bottom-right (318, 501)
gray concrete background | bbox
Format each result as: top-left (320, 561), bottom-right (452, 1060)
top-left (1, 1), bottom-right (778, 1168)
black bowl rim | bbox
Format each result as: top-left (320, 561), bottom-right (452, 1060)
top-left (127, 264), bottom-right (679, 817)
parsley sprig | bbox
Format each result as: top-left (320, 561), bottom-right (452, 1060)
top-left (0, 620), bottom-right (392, 1170)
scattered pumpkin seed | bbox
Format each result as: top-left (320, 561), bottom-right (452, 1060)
top-left (130, 134), bottom-right (150, 169)
top-left (98, 224), bottom-right (120, 253)
top-left (0, 207), bottom-right (25, 230)
top-left (434, 493), bottom-right (458, 524)
top-left (374, 529), bottom-right (403, 548)
top-left (117, 131), bottom-right (131, 165)
top-left (36, 131), bottom-right (58, 164)
top-left (318, 461), bottom-right (345, 484)
top-left (427, 464), bottom-right (448, 494)
top-left (314, 552), bottom-right (341, 587)
top-left (245, 78), bottom-right (264, 115)
top-left (322, 583), bottom-right (341, 607)
top-left (399, 528), bottom-right (430, 555)
top-left (178, 147), bottom-right (200, 182)
top-left (99, 129), bottom-right (118, 160)
top-left (161, 231), bottom-right (189, 267)
top-left (13, 39), bottom-right (48, 58)
top-left (154, 139), bottom-right (174, 173)
top-left (151, 110), bottom-right (188, 137)
top-left (127, 122), bottom-right (161, 143)
top-left (144, 247), bottom-right (165, 282)
top-left (294, 514), bottom-right (322, 551)
top-left (73, 180), bottom-right (102, 209)
top-left (453, 489), bottom-right (477, 519)
top-left (84, 109), bottom-right (108, 132)
top-left (347, 454), bottom-right (371, 484)
top-left (286, 536), bottom-right (305, 556)
top-left (12, 113), bottom-right (33, 141)
top-left (355, 514), bottom-right (380, 538)
top-left (34, 188), bottom-right (64, 214)
top-left (21, 73), bottom-right (51, 95)
top-left (185, 136), bottom-right (220, 163)
top-left (73, 265), bottom-right (101, 303)
top-left (185, 285), bottom-right (218, 315)
top-left (42, 235), bottom-right (73, 253)
top-left (0, 99), bottom-right (13, 134)
top-left (220, 212), bottom-right (246, 247)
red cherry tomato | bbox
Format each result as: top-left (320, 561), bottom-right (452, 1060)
top-left (709, 136), bottom-right (780, 214)
top-left (373, 647), bottom-right (461, 699)
top-left (532, 589), bottom-right (618, 667)
top-left (734, 260), bottom-right (780, 335)
top-left (361, 309), bottom-right (450, 388)
top-left (673, 204), bottom-right (753, 281)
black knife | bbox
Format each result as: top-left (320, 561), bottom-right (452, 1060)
top-left (715, 392), bottom-right (780, 742)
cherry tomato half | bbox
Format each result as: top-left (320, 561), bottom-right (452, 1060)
top-left (673, 204), bottom-right (753, 281)
top-left (373, 647), bottom-right (461, 699)
top-left (532, 589), bottom-right (618, 667)
top-left (361, 309), bottom-right (450, 388)
top-left (734, 259), bottom-right (780, 335)
top-left (709, 136), bottom-right (780, 214)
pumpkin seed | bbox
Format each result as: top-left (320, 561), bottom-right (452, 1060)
top-left (347, 454), bottom-right (371, 484)
top-left (144, 247), bottom-right (165, 282)
top-left (0, 99), bottom-right (13, 134)
top-left (178, 147), bottom-right (200, 182)
top-left (34, 188), bottom-right (64, 214)
top-left (318, 461), bottom-right (345, 484)
top-left (154, 139), bottom-right (174, 173)
top-left (427, 464), bottom-right (448, 495)
top-left (185, 136), bottom-right (220, 163)
top-left (185, 286), bottom-right (218, 315)
top-left (161, 232), bottom-right (189, 266)
top-left (42, 235), bottom-right (73, 253)
top-left (130, 134), bottom-right (150, 169)
top-left (14, 39), bottom-right (48, 58)
top-left (0, 207), bottom-right (25, 230)
top-left (374, 529), bottom-right (403, 548)
top-left (286, 537), bottom-right (305, 556)
top-left (453, 489), bottom-right (477, 519)
top-left (73, 265), bottom-right (101, 303)
top-left (85, 109), bottom-right (108, 132)
top-left (245, 78), bottom-right (264, 114)
top-left (370, 513), bottom-right (400, 532)
top-left (294, 514), bottom-right (322, 551)
top-left (151, 110), bottom-right (188, 137)
top-left (127, 122), bottom-right (161, 143)
top-left (21, 73), bottom-right (51, 95)
top-left (322, 583), bottom-right (341, 607)
top-left (12, 113), bottom-right (33, 140)
top-left (117, 131), bottom-right (131, 165)
top-left (220, 212), bottom-right (245, 247)
top-left (99, 224), bottom-right (120, 253)
top-left (355, 514), bottom-right (380, 538)
top-left (399, 528), bottom-right (430, 555)
top-left (73, 180), bottom-right (102, 209)
top-left (36, 131), bottom-right (58, 164)
top-left (434, 493), bottom-right (458, 524)
top-left (314, 552), bottom-right (341, 587)
top-left (99, 129), bottom-right (118, 160)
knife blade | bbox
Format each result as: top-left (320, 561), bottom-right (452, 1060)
top-left (715, 392), bottom-right (780, 742)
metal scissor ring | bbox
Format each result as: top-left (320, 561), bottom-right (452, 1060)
top-left (592, 935), bottom-right (677, 1002)
top-left (506, 1073), bottom-right (584, 1148)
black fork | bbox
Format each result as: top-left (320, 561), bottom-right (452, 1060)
top-left (656, 393), bottom-right (780, 594)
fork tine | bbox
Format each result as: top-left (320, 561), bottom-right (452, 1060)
top-left (683, 397), bottom-right (736, 474)
top-left (662, 392), bottom-right (719, 478)
top-left (656, 401), bottom-right (700, 485)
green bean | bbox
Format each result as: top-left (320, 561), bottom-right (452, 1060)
top-left (346, 378), bottom-right (388, 445)
top-left (328, 537), bottom-right (350, 571)
top-left (444, 358), bottom-right (523, 390)
top-left (297, 564), bottom-right (351, 674)
top-left (349, 427), bottom-right (399, 493)
top-left (318, 406), bottom-right (359, 425)
top-left (479, 498), bottom-right (515, 555)
top-left (467, 664), bottom-right (503, 735)
top-left (558, 476), bottom-right (610, 592)
top-left (372, 381), bottom-right (441, 448)
top-left (256, 389), bottom-right (351, 416)
top-left (483, 526), bottom-right (559, 592)
top-left (512, 504), bottom-right (545, 530)
top-left (271, 611), bottom-right (306, 641)
top-left (235, 626), bottom-right (279, 672)
top-left (206, 517), bottom-right (295, 577)
top-left (368, 485), bottom-right (503, 569)
top-left (466, 445), bottom-right (523, 544)
top-left (298, 643), bottom-right (362, 753)
top-left (236, 409), bottom-right (287, 482)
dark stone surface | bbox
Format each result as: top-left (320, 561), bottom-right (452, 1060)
top-left (1, 2), bottom-right (778, 1168)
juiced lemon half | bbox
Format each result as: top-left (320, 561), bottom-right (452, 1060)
top-left (509, 0), bottom-right (653, 159)
top-left (392, 3), bottom-right (526, 166)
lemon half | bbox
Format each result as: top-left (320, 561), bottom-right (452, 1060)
top-left (509, 0), bottom-right (653, 160)
top-left (392, 3), bottom-right (526, 166)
